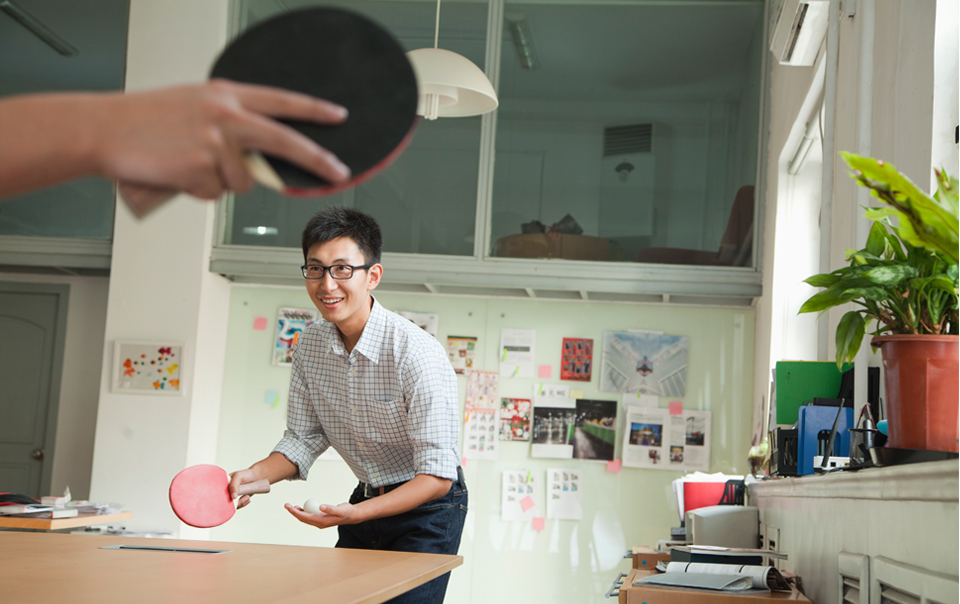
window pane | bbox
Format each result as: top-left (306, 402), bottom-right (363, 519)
top-left (0, 0), bottom-right (129, 240)
top-left (490, 0), bottom-right (762, 266)
top-left (227, 0), bottom-right (487, 256)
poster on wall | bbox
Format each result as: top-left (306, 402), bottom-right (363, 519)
top-left (499, 398), bottom-right (532, 441)
top-left (621, 407), bottom-right (711, 471)
top-left (572, 399), bottom-right (617, 461)
top-left (531, 396), bottom-right (576, 459)
top-left (501, 470), bottom-right (538, 522)
top-left (546, 468), bottom-right (582, 520)
top-left (273, 308), bottom-right (320, 366)
top-left (112, 341), bottom-right (183, 395)
top-left (397, 311), bottom-right (440, 339)
top-left (561, 338), bottom-right (593, 381)
top-left (499, 328), bottom-right (536, 378)
top-left (447, 335), bottom-right (478, 374)
top-left (464, 370), bottom-right (500, 460)
top-left (600, 331), bottom-right (689, 396)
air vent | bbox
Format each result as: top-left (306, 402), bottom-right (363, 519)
top-left (879, 585), bottom-right (921, 604)
top-left (603, 123), bottom-right (652, 156)
top-left (842, 577), bottom-right (862, 604)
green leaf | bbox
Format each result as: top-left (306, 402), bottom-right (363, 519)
top-left (865, 221), bottom-right (887, 257)
top-left (864, 207), bottom-right (898, 220)
top-left (842, 286), bottom-right (891, 302)
top-left (804, 273), bottom-right (840, 288)
top-left (861, 265), bottom-right (919, 285)
top-left (835, 311), bottom-right (866, 369)
top-left (799, 289), bottom-right (846, 314)
top-left (842, 153), bottom-right (959, 264)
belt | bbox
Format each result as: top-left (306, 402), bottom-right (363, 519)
top-left (360, 467), bottom-right (464, 499)
top-left (361, 481), bottom-right (405, 498)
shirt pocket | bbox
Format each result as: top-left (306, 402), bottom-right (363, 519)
top-left (360, 398), bottom-right (409, 445)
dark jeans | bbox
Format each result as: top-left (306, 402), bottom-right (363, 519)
top-left (337, 467), bottom-right (468, 604)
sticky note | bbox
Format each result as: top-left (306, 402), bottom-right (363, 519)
top-left (253, 317), bottom-right (268, 330)
top-left (520, 495), bottom-right (535, 512)
top-left (669, 401), bottom-right (683, 415)
top-left (538, 365), bottom-right (552, 378)
top-left (462, 457), bottom-right (467, 467)
top-left (532, 517), bottom-right (545, 531)
top-left (607, 459), bottom-right (621, 473)
top-left (571, 390), bottom-right (583, 399)
top-left (264, 389), bottom-right (280, 408)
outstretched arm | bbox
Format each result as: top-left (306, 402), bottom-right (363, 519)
top-left (229, 451), bottom-right (300, 509)
top-left (0, 80), bottom-right (350, 211)
top-left (284, 473), bottom-right (452, 529)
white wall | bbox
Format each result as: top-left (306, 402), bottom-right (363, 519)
top-left (88, 0), bottom-right (232, 536)
top-left (0, 272), bottom-right (109, 500)
top-left (752, 0), bottom-right (945, 431)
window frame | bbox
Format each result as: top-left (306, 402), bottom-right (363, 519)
top-left (208, 0), bottom-right (768, 305)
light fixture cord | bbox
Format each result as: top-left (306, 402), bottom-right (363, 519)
top-left (434, 0), bottom-right (441, 48)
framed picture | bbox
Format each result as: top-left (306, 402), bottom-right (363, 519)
top-left (112, 341), bottom-right (184, 395)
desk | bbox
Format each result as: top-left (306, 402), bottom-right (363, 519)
top-left (0, 532), bottom-right (463, 604)
top-left (0, 511), bottom-right (133, 531)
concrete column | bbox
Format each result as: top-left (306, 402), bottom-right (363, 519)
top-left (89, 0), bottom-right (232, 538)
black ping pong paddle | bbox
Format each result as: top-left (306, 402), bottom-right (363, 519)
top-left (210, 7), bottom-right (419, 196)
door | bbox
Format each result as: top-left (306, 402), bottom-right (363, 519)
top-left (0, 283), bottom-right (68, 497)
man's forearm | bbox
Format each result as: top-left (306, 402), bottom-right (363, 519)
top-left (251, 451), bottom-right (300, 483)
top-left (353, 474), bottom-right (452, 523)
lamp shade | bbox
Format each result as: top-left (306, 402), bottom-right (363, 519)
top-left (406, 48), bottom-right (498, 119)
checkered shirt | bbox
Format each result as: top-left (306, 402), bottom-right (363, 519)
top-left (273, 298), bottom-right (460, 487)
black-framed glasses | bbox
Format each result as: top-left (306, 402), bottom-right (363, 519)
top-left (301, 263), bottom-right (372, 280)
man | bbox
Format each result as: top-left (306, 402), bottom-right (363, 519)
top-left (229, 206), bottom-right (466, 604)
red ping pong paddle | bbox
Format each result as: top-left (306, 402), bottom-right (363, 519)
top-left (209, 7), bottom-right (419, 196)
top-left (169, 464), bottom-right (270, 528)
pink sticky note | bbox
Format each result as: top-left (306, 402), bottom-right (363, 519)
top-left (607, 459), bottom-right (622, 473)
top-left (538, 365), bottom-right (552, 378)
top-left (532, 517), bottom-right (545, 531)
top-left (519, 495), bottom-right (535, 512)
top-left (253, 317), bottom-right (268, 331)
top-left (669, 401), bottom-right (683, 415)
top-left (461, 457), bottom-right (467, 467)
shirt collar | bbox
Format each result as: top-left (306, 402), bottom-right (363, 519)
top-left (324, 296), bottom-right (384, 364)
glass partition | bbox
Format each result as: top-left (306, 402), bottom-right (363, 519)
top-left (0, 0), bottom-right (130, 239)
top-left (227, 0), bottom-right (488, 256)
top-left (489, 0), bottom-right (763, 266)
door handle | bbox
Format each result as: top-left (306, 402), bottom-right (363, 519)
top-left (31, 448), bottom-right (44, 460)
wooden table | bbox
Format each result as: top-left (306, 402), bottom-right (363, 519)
top-left (0, 511), bottom-right (133, 531)
top-left (0, 532), bottom-right (463, 604)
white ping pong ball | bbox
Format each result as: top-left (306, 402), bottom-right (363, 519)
top-left (303, 498), bottom-right (321, 514)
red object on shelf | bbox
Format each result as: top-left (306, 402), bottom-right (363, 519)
top-left (682, 482), bottom-right (727, 514)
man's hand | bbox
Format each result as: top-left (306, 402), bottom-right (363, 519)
top-left (285, 502), bottom-right (360, 529)
top-left (228, 468), bottom-right (263, 510)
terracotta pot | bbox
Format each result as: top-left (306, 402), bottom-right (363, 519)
top-left (872, 334), bottom-right (959, 452)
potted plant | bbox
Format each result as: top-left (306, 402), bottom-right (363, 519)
top-left (799, 152), bottom-right (958, 452)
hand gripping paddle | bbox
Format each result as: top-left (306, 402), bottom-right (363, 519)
top-left (210, 6), bottom-right (419, 196)
top-left (169, 464), bottom-right (270, 528)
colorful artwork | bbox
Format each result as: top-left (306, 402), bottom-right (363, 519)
top-left (112, 342), bottom-right (184, 395)
top-left (273, 308), bottom-right (320, 366)
top-left (499, 397), bottom-right (532, 441)
top-left (561, 337), bottom-right (593, 381)
top-left (447, 335), bottom-right (477, 374)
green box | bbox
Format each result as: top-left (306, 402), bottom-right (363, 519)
top-left (775, 361), bottom-right (853, 425)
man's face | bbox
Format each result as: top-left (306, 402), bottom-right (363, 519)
top-left (303, 237), bottom-right (381, 329)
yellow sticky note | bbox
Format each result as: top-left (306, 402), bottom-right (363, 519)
top-left (571, 390), bottom-right (583, 399)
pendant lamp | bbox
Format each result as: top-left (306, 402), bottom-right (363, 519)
top-left (406, 0), bottom-right (498, 120)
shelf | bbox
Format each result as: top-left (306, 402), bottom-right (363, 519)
top-left (0, 511), bottom-right (133, 531)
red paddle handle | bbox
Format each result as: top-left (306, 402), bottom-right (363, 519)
top-left (237, 479), bottom-right (271, 496)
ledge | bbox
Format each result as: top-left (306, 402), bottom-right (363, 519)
top-left (747, 459), bottom-right (959, 503)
